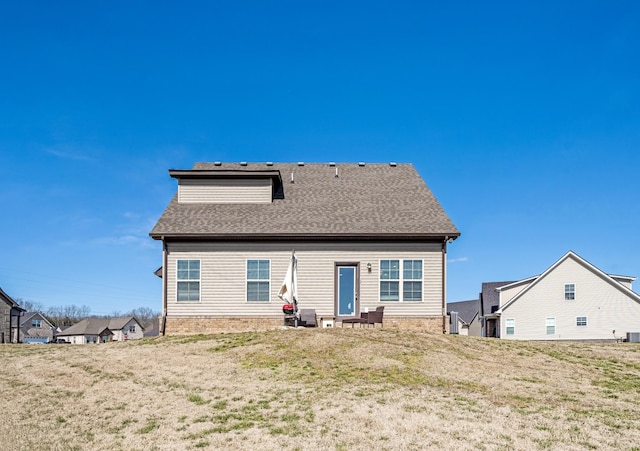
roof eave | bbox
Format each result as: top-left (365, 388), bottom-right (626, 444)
top-left (150, 232), bottom-right (460, 242)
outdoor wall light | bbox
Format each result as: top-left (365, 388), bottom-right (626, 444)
top-left (366, 263), bottom-right (372, 272)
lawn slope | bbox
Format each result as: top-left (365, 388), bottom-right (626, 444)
top-left (2, 329), bottom-right (640, 450)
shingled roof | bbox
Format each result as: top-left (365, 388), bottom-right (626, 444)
top-left (150, 162), bottom-right (459, 240)
top-left (0, 286), bottom-right (24, 311)
top-left (447, 299), bottom-right (479, 324)
top-left (480, 281), bottom-right (517, 316)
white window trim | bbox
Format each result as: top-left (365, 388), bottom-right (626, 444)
top-left (546, 317), bottom-right (556, 335)
top-left (505, 318), bottom-right (515, 335)
top-left (564, 283), bottom-right (575, 301)
top-left (246, 259), bottom-right (271, 303)
top-left (576, 316), bottom-right (588, 327)
top-left (378, 259), bottom-right (424, 302)
top-left (176, 259), bottom-right (201, 302)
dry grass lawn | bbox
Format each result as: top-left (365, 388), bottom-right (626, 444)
top-left (2, 329), bottom-right (640, 450)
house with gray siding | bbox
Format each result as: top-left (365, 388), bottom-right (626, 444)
top-left (485, 251), bottom-right (640, 340)
top-left (150, 162), bottom-right (460, 335)
top-left (0, 286), bottom-right (24, 343)
top-left (20, 312), bottom-right (56, 344)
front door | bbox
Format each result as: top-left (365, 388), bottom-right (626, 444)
top-left (336, 264), bottom-right (358, 317)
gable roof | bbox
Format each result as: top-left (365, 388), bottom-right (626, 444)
top-left (56, 317), bottom-right (143, 336)
top-left (108, 316), bottom-right (144, 331)
top-left (56, 318), bottom-right (113, 337)
top-left (480, 281), bottom-right (516, 317)
top-left (447, 300), bottom-right (479, 324)
top-left (20, 312), bottom-right (55, 329)
top-left (150, 162), bottom-right (459, 240)
top-left (0, 286), bottom-right (25, 311)
top-left (498, 251), bottom-right (640, 313)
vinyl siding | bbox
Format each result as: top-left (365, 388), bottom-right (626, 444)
top-left (500, 257), bottom-right (640, 340)
top-left (178, 179), bottom-right (272, 204)
top-left (498, 281), bottom-right (532, 307)
top-left (112, 319), bottom-right (144, 341)
top-left (165, 241), bottom-right (444, 319)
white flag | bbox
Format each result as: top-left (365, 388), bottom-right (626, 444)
top-left (278, 252), bottom-right (297, 304)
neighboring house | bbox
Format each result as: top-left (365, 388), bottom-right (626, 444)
top-left (447, 299), bottom-right (480, 336)
top-left (20, 312), bottom-right (56, 344)
top-left (107, 317), bottom-right (145, 341)
top-left (55, 318), bottom-right (114, 344)
top-left (0, 286), bottom-right (25, 343)
top-left (55, 317), bottom-right (144, 343)
top-left (479, 281), bottom-right (516, 338)
top-left (150, 162), bottom-right (460, 335)
top-left (485, 251), bottom-right (640, 341)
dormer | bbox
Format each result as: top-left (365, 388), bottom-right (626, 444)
top-left (169, 169), bottom-right (283, 204)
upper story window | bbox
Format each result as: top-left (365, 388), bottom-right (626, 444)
top-left (32, 319), bottom-right (41, 328)
top-left (247, 260), bottom-right (270, 302)
top-left (380, 259), bottom-right (423, 302)
top-left (129, 325), bottom-right (136, 333)
top-left (177, 260), bottom-right (200, 302)
top-left (564, 284), bottom-right (575, 300)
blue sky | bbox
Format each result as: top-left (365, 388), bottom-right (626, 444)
top-left (1, 1), bottom-right (638, 314)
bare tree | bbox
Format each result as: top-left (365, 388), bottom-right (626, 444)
top-left (14, 298), bottom-right (44, 312)
top-left (46, 304), bottom-right (91, 327)
top-left (126, 306), bottom-right (160, 328)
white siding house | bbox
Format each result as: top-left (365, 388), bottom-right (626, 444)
top-left (150, 162), bottom-right (460, 334)
top-left (495, 251), bottom-right (640, 341)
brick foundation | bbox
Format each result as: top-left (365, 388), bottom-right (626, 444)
top-left (163, 315), bottom-right (448, 335)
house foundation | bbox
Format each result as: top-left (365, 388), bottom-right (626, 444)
top-left (163, 315), bottom-right (448, 335)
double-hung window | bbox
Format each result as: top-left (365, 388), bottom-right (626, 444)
top-left (403, 260), bottom-right (423, 301)
top-left (32, 319), bottom-right (41, 328)
top-left (505, 318), bottom-right (515, 335)
top-left (380, 259), bottom-right (423, 302)
top-left (546, 317), bottom-right (556, 335)
top-left (177, 260), bottom-right (200, 302)
top-left (247, 260), bottom-right (270, 302)
top-left (564, 284), bottom-right (575, 300)
top-left (576, 316), bottom-right (588, 327)
top-left (380, 260), bottom-right (400, 301)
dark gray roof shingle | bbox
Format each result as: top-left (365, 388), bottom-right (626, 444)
top-left (150, 163), bottom-right (459, 239)
top-left (480, 281), bottom-right (516, 316)
top-left (447, 299), bottom-right (479, 324)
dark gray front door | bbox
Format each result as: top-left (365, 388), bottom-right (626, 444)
top-left (337, 265), bottom-right (357, 316)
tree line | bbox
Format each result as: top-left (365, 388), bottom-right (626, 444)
top-left (16, 299), bottom-right (160, 329)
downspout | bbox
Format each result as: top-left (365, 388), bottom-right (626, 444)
top-left (161, 240), bottom-right (168, 336)
top-left (442, 237), bottom-right (447, 334)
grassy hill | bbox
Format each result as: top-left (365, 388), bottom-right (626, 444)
top-left (2, 329), bottom-right (640, 450)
